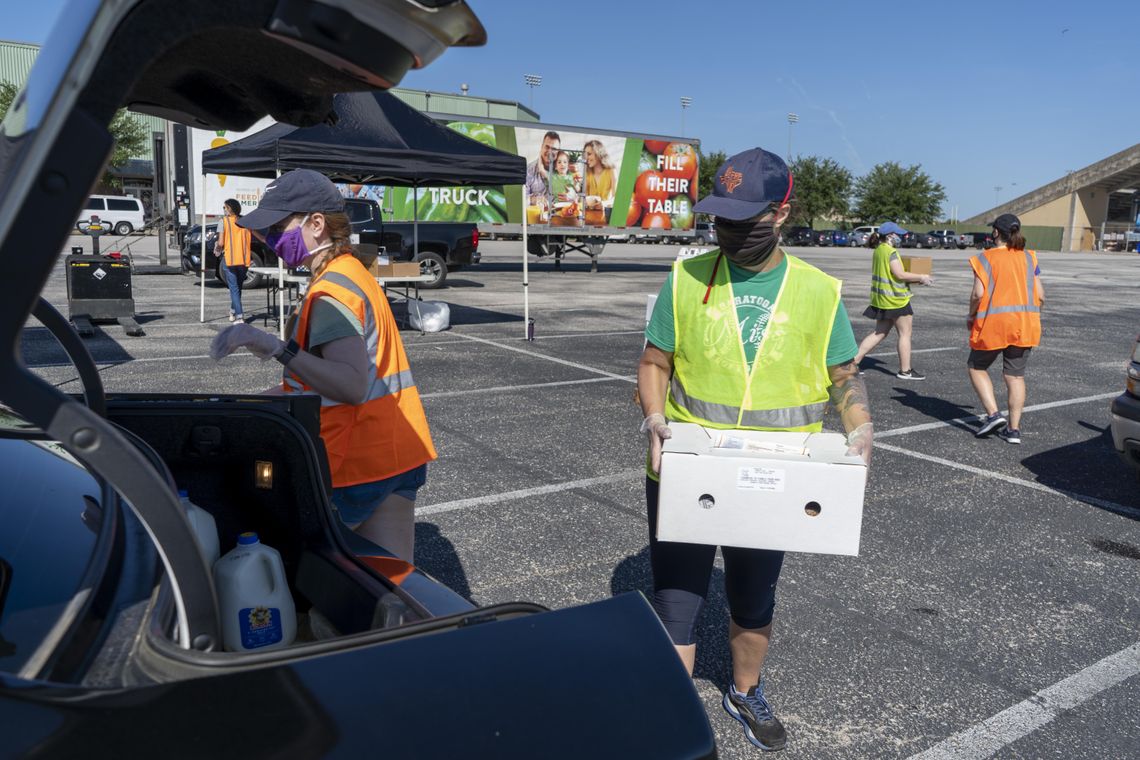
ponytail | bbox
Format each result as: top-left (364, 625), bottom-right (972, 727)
top-left (1006, 231), bottom-right (1026, 251)
top-left (867, 231), bottom-right (883, 248)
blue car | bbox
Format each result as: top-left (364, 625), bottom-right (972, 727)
top-left (829, 230), bottom-right (849, 247)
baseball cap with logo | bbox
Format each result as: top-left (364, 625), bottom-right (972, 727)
top-left (692, 147), bottom-right (794, 221)
top-left (237, 168), bottom-right (346, 231)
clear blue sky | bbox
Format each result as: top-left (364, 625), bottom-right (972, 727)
top-left (8, 0), bottom-right (1139, 219)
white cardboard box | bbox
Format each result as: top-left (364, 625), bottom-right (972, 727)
top-left (657, 422), bottom-right (868, 556)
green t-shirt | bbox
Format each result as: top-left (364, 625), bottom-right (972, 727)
top-left (307, 296), bottom-right (364, 355)
top-left (645, 255), bottom-right (857, 368)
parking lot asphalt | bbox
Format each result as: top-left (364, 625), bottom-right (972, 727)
top-left (24, 235), bottom-right (1140, 759)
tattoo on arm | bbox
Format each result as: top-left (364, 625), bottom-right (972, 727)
top-left (828, 361), bottom-right (870, 415)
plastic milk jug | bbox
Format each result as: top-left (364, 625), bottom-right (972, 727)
top-left (178, 489), bottom-right (220, 566)
top-left (214, 532), bottom-right (296, 652)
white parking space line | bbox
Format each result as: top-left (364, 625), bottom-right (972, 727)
top-left (868, 346), bottom-right (959, 358)
top-left (417, 468), bottom-right (644, 516)
top-left (875, 442), bottom-right (1140, 520)
top-left (421, 375), bottom-right (634, 399)
top-left (27, 353), bottom-right (256, 369)
top-left (877, 392), bottom-right (1119, 440)
top-left (908, 641), bottom-right (1140, 760)
top-left (452, 333), bottom-right (635, 382)
top-left (406, 329), bottom-right (645, 348)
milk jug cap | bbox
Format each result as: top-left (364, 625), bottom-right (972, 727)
top-left (237, 532), bottom-right (259, 546)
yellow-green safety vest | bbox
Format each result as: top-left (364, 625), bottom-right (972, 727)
top-left (665, 251), bottom-right (841, 432)
top-left (869, 243), bottom-right (910, 309)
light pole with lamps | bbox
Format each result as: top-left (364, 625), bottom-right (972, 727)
top-left (680, 96), bottom-right (692, 136)
top-left (786, 112), bottom-right (799, 162)
top-left (994, 185), bottom-right (1003, 207)
top-left (523, 73), bottom-right (542, 110)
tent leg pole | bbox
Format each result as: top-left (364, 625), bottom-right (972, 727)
top-left (199, 207), bottom-right (207, 322)
top-left (522, 191), bottom-right (529, 341)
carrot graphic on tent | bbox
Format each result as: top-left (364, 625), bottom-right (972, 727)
top-left (211, 131), bottom-right (229, 186)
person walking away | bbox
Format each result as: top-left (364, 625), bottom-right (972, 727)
top-left (966, 213), bottom-right (1044, 443)
top-left (853, 222), bottom-right (933, 378)
top-left (216, 198), bottom-right (252, 322)
top-left (637, 147), bottom-right (873, 752)
top-left (209, 170), bottom-right (436, 562)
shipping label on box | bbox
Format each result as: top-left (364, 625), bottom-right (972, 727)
top-left (901, 256), bottom-right (932, 275)
top-left (657, 422), bottom-right (868, 556)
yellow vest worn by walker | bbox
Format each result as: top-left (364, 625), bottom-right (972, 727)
top-left (666, 251), bottom-right (841, 432)
top-left (869, 243), bottom-right (910, 310)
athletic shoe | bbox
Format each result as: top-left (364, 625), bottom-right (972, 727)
top-left (895, 368), bottom-right (926, 380)
top-left (975, 412), bottom-right (1008, 438)
top-left (997, 427), bottom-right (1021, 444)
top-left (723, 682), bottom-right (787, 752)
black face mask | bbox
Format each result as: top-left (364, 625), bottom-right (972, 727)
top-left (714, 216), bottom-right (779, 268)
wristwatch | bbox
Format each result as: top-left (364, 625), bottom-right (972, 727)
top-left (274, 339), bottom-right (300, 367)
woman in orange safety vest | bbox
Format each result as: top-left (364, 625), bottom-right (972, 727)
top-left (210, 170), bottom-right (436, 562)
top-left (215, 198), bottom-right (252, 322)
top-left (966, 213), bottom-right (1044, 444)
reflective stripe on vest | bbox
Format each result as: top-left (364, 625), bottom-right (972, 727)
top-left (283, 255), bottom-right (436, 486)
top-left (869, 244), bottom-right (910, 309)
top-left (665, 251), bottom-right (839, 433)
top-left (669, 377), bottom-right (828, 428)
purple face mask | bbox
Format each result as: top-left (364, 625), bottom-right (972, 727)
top-left (266, 215), bottom-right (311, 268)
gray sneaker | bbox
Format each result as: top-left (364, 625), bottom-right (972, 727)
top-left (975, 412), bottom-right (1008, 438)
top-left (723, 682), bottom-right (787, 751)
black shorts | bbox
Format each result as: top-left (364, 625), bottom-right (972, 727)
top-left (967, 346), bottom-right (1032, 376)
top-left (646, 477), bottom-right (785, 646)
top-left (863, 303), bottom-right (913, 320)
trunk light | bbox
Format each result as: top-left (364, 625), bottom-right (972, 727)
top-left (255, 460), bottom-right (274, 489)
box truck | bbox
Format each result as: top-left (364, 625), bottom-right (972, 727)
top-left (354, 116), bottom-right (701, 270)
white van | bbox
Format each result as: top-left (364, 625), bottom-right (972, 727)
top-left (76, 195), bottom-right (145, 235)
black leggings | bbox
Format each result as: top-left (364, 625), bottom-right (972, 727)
top-left (646, 477), bottom-right (784, 646)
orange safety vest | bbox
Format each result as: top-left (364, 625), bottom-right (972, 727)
top-left (219, 214), bottom-right (252, 268)
top-left (283, 255), bottom-right (437, 487)
top-left (969, 246), bottom-right (1042, 350)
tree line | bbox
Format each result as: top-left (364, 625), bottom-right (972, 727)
top-left (696, 147), bottom-right (946, 227)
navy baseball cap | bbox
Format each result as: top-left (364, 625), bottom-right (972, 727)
top-left (693, 147), bottom-right (793, 221)
top-left (238, 169), bottom-right (346, 231)
top-left (879, 222), bottom-right (908, 236)
top-left (987, 213), bottom-right (1021, 234)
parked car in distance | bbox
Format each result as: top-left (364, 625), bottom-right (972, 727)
top-left (692, 221), bottom-right (716, 245)
top-left (900, 231), bottom-right (938, 249)
top-left (852, 225), bottom-right (878, 239)
top-left (813, 229), bottom-right (834, 247)
top-left (848, 230), bottom-right (871, 247)
top-left (779, 225), bottom-right (816, 247)
top-left (1110, 333), bottom-right (1140, 481)
top-left (76, 194), bottom-right (146, 235)
top-left (829, 229), bottom-right (849, 247)
top-left (927, 230), bottom-right (959, 249)
top-left (957, 231), bottom-right (995, 249)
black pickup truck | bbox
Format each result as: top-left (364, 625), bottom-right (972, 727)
top-left (181, 198), bottom-right (478, 289)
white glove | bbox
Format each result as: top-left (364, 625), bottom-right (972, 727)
top-left (210, 323), bottom-right (285, 361)
top-left (640, 413), bottom-right (672, 475)
top-left (845, 422), bottom-right (873, 466)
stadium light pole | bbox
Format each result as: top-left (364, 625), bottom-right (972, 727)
top-left (786, 113), bottom-right (799, 162)
top-left (994, 185), bottom-right (1003, 207)
top-left (524, 73), bottom-right (542, 110)
top-left (680, 96), bottom-right (692, 136)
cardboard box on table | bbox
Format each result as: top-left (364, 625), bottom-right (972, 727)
top-left (900, 256), bottom-right (932, 275)
top-left (357, 251), bottom-right (420, 279)
top-left (657, 422), bottom-right (868, 556)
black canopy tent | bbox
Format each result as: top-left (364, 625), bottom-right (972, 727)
top-left (201, 90), bottom-right (525, 186)
top-left (199, 90), bottom-right (528, 334)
